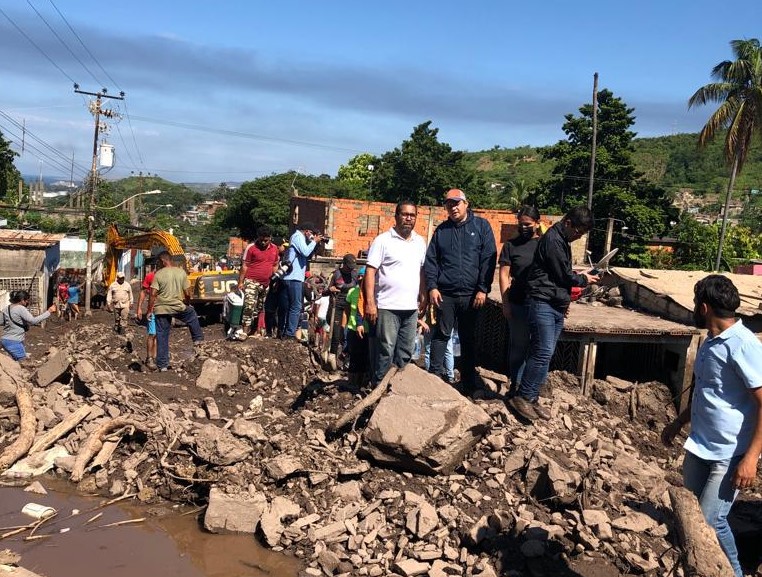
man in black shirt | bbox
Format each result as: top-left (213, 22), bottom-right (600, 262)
top-left (509, 206), bottom-right (598, 422)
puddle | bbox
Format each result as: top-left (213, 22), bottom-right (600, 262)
top-left (0, 481), bottom-right (300, 577)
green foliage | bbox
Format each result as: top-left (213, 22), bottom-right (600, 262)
top-left (672, 215), bottom-right (761, 270)
top-left (0, 129), bottom-right (22, 204)
top-left (337, 153), bottom-right (376, 193)
top-left (373, 122), bottom-right (478, 206)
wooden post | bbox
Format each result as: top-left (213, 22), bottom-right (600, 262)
top-left (678, 333), bottom-right (701, 413)
top-left (578, 337), bottom-right (598, 396)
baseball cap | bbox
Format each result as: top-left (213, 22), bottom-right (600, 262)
top-left (116, 271), bottom-right (125, 279)
top-left (342, 254), bottom-right (356, 270)
top-left (444, 189), bottom-right (467, 203)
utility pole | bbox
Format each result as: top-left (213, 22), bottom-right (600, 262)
top-left (74, 85), bottom-right (124, 316)
top-left (587, 72), bottom-right (599, 210)
top-left (603, 217), bottom-right (614, 254)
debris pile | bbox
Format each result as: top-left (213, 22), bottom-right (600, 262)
top-left (2, 319), bottom-right (760, 576)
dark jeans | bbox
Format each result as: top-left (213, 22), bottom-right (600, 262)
top-left (347, 328), bottom-right (369, 374)
top-left (278, 280), bottom-right (303, 337)
top-left (517, 299), bottom-right (564, 401)
top-left (372, 309), bottom-right (417, 384)
top-left (155, 305), bottom-right (204, 370)
top-left (507, 302), bottom-right (531, 391)
top-left (429, 294), bottom-right (479, 384)
top-left (264, 282), bottom-right (280, 335)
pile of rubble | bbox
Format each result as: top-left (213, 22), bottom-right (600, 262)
top-left (1, 321), bottom-right (756, 576)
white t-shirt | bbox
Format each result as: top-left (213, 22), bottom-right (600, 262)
top-left (366, 227), bottom-right (426, 310)
top-left (316, 295), bottom-right (330, 320)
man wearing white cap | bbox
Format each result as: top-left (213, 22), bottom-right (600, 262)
top-left (106, 271), bottom-right (134, 334)
top-left (424, 188), bottom-right (497, 394)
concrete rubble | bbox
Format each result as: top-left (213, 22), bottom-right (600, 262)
top-left (1, 322), bottom-right (759, 576)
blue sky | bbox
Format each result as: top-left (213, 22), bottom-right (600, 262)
top-left (1, 0), bottom-right (760, 184)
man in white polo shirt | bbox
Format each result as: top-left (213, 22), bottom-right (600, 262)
top-left (363, 200), bottom-right (427, 385)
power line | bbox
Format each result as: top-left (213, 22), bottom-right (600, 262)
top-left (25, 0), bottom-right (103, 86)
top-left (120, 100), bottom-right (145, 167)
top-left (127, 114), bottom-right (365, 154)
top-left (47, 0), bottom-right (122, 90)
top-left (0, 5), bottom-right (77, 84)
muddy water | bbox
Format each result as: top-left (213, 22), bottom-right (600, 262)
top-left (0, 482), bottom-right (300, 577)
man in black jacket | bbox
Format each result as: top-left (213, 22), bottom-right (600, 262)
top-left (425, 189), bottom-right (497, 393)
top-left (509, 206), bottom-right (598, 421)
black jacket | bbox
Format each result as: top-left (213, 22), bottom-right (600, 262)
top-left (424, 211), bottom-right (497, 297)
top-left (525, 221), bottom-right (588, 310)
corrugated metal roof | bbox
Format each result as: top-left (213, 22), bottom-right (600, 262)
top-left (0, 230), bottom-right (65, 249)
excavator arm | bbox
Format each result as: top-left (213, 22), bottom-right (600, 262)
top-left (104, 224), bottom-right (186, 286)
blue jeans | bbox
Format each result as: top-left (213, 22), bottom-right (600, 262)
top-left (1, 339), bottom-right (26, 361)
top-left (424, 330), bottom-right (454, 380)
top-left (278, 280), bottom-right (303, 337)
top-left (372, 309), bottom-right (417, 384)
top-left (517, 300), bottom-right (564, 401)
top-left (507, 302), bottom-right (531, 391)
top-left (683, 451), bottom-right (743, 577)
top-left (155, 306), bottom-right (204, 370)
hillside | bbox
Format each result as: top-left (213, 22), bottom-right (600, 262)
top-left (465, 132), bottom-right (762, 197)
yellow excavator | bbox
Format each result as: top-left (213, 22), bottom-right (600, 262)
top-left (104, 224), bottom-right (238, 319)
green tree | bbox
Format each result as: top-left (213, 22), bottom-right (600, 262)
top-left (689, 38), bottom-right (762, 271)
top-left (0, 129), bottom-right (22, 204)
top-left (538, 90), bottom-right (674, 263)
top-left (503, 179), bottom-right (532, 210)
top-left (373, 121), bottom-right (477, 206)
top-left (337, 152), bottom-right (377, 195)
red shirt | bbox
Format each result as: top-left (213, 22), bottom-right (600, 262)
top-left (142, 272), bottom-right (155, 291)
top-left (243, 243), bottom-right (279, 284)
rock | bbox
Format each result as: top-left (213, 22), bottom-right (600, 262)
top-left (317, 549), bottom-right (341, 575)
top-left (611, 511), bottom-right (659, 533)
top-left (393, 558), bottom-right (429, 576)
top-left (54, 454), bottom-right (76, 473)
top-left (624, 552), bottom-right (659, 573)
top-left (405, 501), bottom-right (438, 539)
top-left (466, 515), bottom-right (495, 546)
top-left (0, 355), bottom-right (23, 402)
top-left (34, 406), bottom-right (59, 428)
top-left (265, 455), bottom-right (302, 481)
top-left (525, 450), bottom-right (581, 502)
top-left (581, 509), bottom-right (611, 527)
top-left (204, 487), bottom-right (268, 533)
top-left (230, 419), bottom-right (267, 442)
top-left (24, 480), bottom-right (47, 495)
top-left (75, 359), bottom-right (97, 383)
top-left (259, 496), bottom-right (300, 547)
top-left (195, 359), bottom-right (239, 392)
top-left (204, 397), bottom-right (220, 420)
top-left (332, 481), bottom-right (362, 503)
top-left (34, 349), bottom-right (71, 387)
top-left (361, 365), bottom-right (492, 475)
top-left (194, 424), bottom-right (252, 466)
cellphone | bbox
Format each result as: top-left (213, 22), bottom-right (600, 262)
top-left (589, 269), bottom-right (600, 276)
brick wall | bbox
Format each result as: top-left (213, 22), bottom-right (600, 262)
top-left (288, 196), bottom-right (588, 263)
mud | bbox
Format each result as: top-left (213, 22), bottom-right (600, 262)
top-left (0, 481), bottom-right (299, 577)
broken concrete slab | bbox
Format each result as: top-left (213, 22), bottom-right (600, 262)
top-left (193, 424), bottom-right (252, 466)
top-left (361, 365), bottom-right (492, 475)
top-left (34, 350), bottom-right (70, 387)
top-left (204, 486), bottom-right (267, 533)
top-left (259, 496), bottom-right (300, 547)
top-left (75, 359), bottom-right (96, 383)
top-left (195, 359), bottom-right (239, 392)
top-left (3, 446), bottom-right (70, 478)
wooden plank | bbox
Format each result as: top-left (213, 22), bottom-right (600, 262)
top-left (678, 333), bottom-right (702, 414)
top-left (29, 405), bottom-right (92, 454)
top-left (581, 339), bottom-right (597, 396)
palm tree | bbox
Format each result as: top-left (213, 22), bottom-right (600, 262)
top-left (689, 38), bottom-right (762, 271)
top-left (504, 179), bottom-right (532, 210)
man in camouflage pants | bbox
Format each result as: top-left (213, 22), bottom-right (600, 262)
top-left (238, 226), bottom-right (280, 335)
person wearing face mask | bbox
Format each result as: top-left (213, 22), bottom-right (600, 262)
top-left (498, 205), bottom-right (542, 397)
top-left (239, 225), bottom-right (280, 335)
top-left (661, 275), bottom-right (762, 577)
top-left (509, 205), bottom-right (598, 422)
top-left (106, 271), bottom-right (133, 335)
